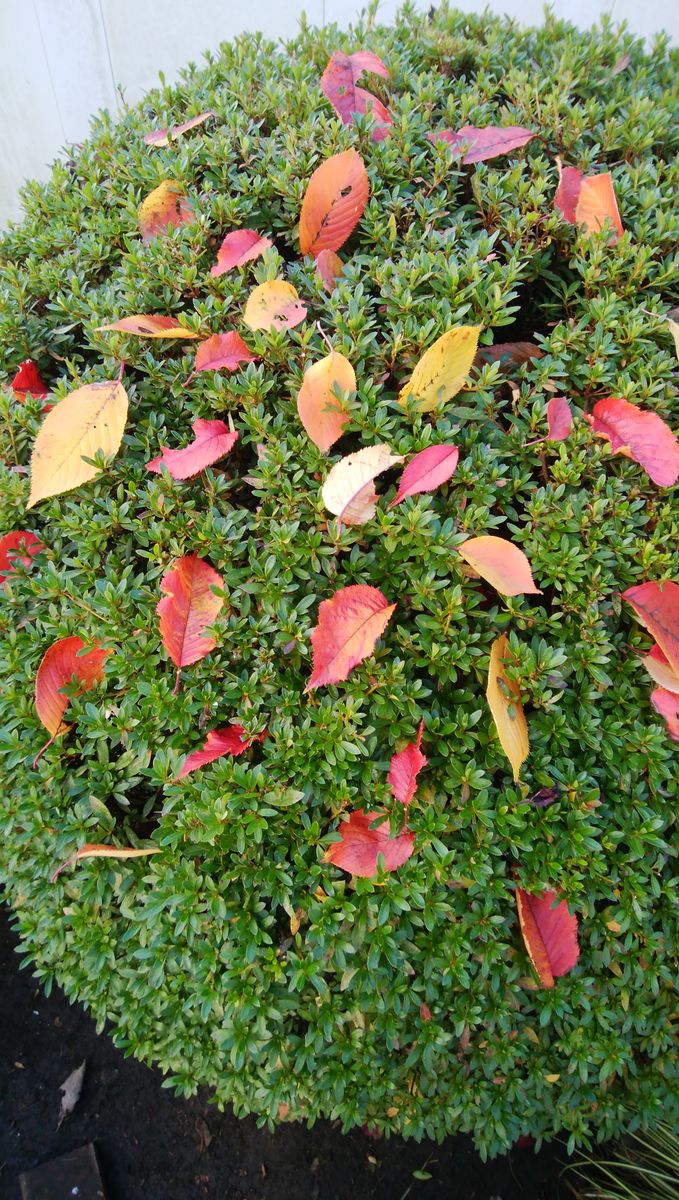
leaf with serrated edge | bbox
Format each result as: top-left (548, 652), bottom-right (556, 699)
top-left (587, 398), bottom-right (679, 487)
top-left (210, 229), bottom-right (273, 277)
top-left (399, 327), bottom-right (481, 412)
top-left (486, 635), bottom-right (529, 781)
top-left (458, 536), bottom-right (541, 596)
top-left (650, 688), bottom-right (679, 741)
top-left (28, 380), bottom-right (128, 508)
top-left (388, 721), bottom-right (427, 809)
top-left (299, 149), bottom-right (369, 258)
top-left (322, 444), bottom-right (403, 526)
top-left (306, 584), bottom-right (395, 690)
top-left (325, 810), bottom-right (414, 877)
top-left (516, 889), bottom-right (579, 989)
top-left (157, 555), bottom-right (224, 669)
top-left (35, 637), bottom-right (110, 737)
top-left (175, 725), bottom-right (266, 780)
top-left (186, 332), bottom-right (256, 384)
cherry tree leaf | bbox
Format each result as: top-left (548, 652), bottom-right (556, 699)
top-left (315, 249), bottom-right (345, 292)
top-left (297, 351), bottom-right (355, 452)
top-left (144, 110), bottom-right (215, 147)
top-left (428, 125), bottom-right (534, 162)
top-left (388, 721), bottom-right (427, 809)
top-left (322, 444), bottom-right (403, 527)
top-left (28, 380), bottom-right (128, 508)
top-left (516, 889), bottom-right (579, 989)
top-left (175, 725), bottom-right (267, 780)
top-left (476, 341), bottom-right (543, 369)
top-left (146, 419), bottom-right (238, 480)
top-left (157, 555), bottom-right (224, 673)
top-left (623, 580), bottom-right (679, 675)
top-left (640, 644), bottom-right (679, 694)
top-left (389, 444), bottom-right (458, 508)
top-left (0, 531), bottom-right (44, 585)
top-left (306, 584), bottom-right (395, 691)
top-left (185, 331), bottom-right (256, 384)
top-left (51, 843), bottom-right (160, 883)
top-left (10, 360), bottom-right (49, 400)
top-left (650, 687), bottom-right (679, 742)
top-left (457, 536), bottom-right (541, 596)
top-left (668, 317), bottom-right (679, 361)
top-left (35, 636), bottom-right (110, 737)
top-left (325, 810), bottom-right (414, 877)
top-left (546, 396), bottom-right (573, 441)
top-left (553, 157), bottom-right (583, 223)
top-left (210, 229), bottom-right (273, 277)
top-left (587, 398), bottom-right (679, 487)
top-left (486, 635), bottom-right (529, 781)
top-left (96, 315), bottom-right (200, 338)
top-left (574, 173), bottom-right (623, 241)
top-left (243, 281), bottom-right (307, 332)
top-left (320, 51), bottom-right (392, 139)
top-left (138, 180), bottom-right (193, 242)
top-left (399, 326), bottom-right (481, 412)
top-left (299, 149), bottom-right (369, 258)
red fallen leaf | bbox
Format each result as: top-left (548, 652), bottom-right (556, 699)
top-left (0, 531), bottom-right (44, 584)
top-left (546, 396), bottom-right (573, 441)
top-left (315, 249), bottom-right (345, 292)
top-left (623, 580), bottom-right (679, 675)
top-left (175, 724), bottom-right (267, 780)
top-left (640, 644), bottom-right (679, 694)
top-left (138, 180), bottom-right (193, 242)
top-left (51, 843), bottom-right (159, 883)
top-left (185, 331), bottom-right (256, 384)
top-left (34, 637), bottom-right (110, 764)
top-left (210, 229), bottom-right (273, 278)
top-left (554, 157), bottom-right (583, 223)
top-left (157, 556), bottom-right (224, 688)
top-left (389, 444), bottom-right (459, 508)
top-left (419, 1003), bottom-right (432, 1022)
top-left (428, 125), bottom-right (534, 163)
top-left (146, 419), bottom-right (238, 480)
top-left (325, 809), bottom-right (414, 877)
top-left (306, 584), bottom-right (395, 691)
top-left (320, 50), bottom-right (392, 140)
top-left (516, 888), bottom-right (579, 989)
top-left (10, 360), bottom-right (49, 401)
top-left (299, 149), bottom-right (369, 258)
top-left (144, 110), bottom-right (215, 147)
top-left (587, 398), bottom-right (679, 487)
top-left (650, 687), bottom-right (679, 742)
top-left (388, 720), bottom-right (427, 814)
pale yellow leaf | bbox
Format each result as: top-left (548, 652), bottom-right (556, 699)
top-left (321, 444), bottom-right (403, 526)
top-left (28, 380), bottom-right (128, 508)
top-left (243, 280), bottom-right (307, 332)
top-left (668, 318), bottom-right (679, 362)
top-left (485, 635), bottom-right (529, 781)
top-left (399, 326), bottom-right (481, 413)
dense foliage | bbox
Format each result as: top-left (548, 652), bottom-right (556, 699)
top-left (1, 2), bottom-right (677, 1157)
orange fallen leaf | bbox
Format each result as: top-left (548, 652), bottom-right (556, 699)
top-left (243, 281), bottom-right (307, 332)
top-left (306, 584), bottom-right (395, 690)
top-left (51, 843), bottom-right (160, 883)
top-left (138, 180), bottom-right (193, 242)
top-left (297, 351), bottom-right (355, 452)
top-left (34, 637), bottom-right (110, 768)
top-left (486, 635), bottom-right (529, 781)
top-left (96, 314), bottom-right (200, 338)
top-left (321, 444), bottom-right (403, 527)
top-left (516, 888), bottom-right (579, 989)
top-left (575, 173), bottom-right (623, 241)
top-left (299, 149), bottom-right (369, 258)
top-left (458, 536), bottom-right (541, 596)
top-left (28, 379), bottom-right (128, 508)
top-left (157, 556), bottom-right (224, 689)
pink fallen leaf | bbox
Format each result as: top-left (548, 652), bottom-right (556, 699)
top-left (640, 644), bottom-right (679, 694)
top-left (389, 444), bottom-right (458, 508)
top-left (611, 53), bottom-right (630, 75)
top-left (546, 396), bottom-right (573, 441)
top-left (554, 158), bottom-right (583, 223)
top-left (457, 536), bottom-right (541, 596)
top-left (306, 584), bottom-right (395, 691)
top-left (315, 249), bottom-right (345, 292)
top-left (10, 360), bottom-right (50, 401)
top-left (320, 51), bottom-right (392, 140)
top-left (325, 809), bottom-right (414, 877)
top-left (0, 530), bottom-right (44, 585)
top-left (210, 229), bottom-right (273, 277)
top-left (428, 125), bottom-right (534, 163)
top-left (144, 110), bottom-right (215, 147)
top-left (650, 687), bottom-right (679, 742)
top-left (388, 720), bottom-right (427, 813)
top-left (175, 725), bottom-right (267, 780)
top-left (185, 331), bottom-right (256, 384)
top-left (146, 419), bottom-right (238, 480)
top-left (51, 843), bottom-right (160, 883)
top-left (623, 581), bottom-right (679, 676)
top-left (516, 888), bottom-right (579, 989)
top-left (587, 398), bottom-right (679, 487)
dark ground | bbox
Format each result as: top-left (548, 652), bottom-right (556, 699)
top-left (1, 902), bottom-right (572, 1200)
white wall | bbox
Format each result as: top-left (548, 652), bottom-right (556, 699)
top-left (1, 0), bottom-right (676, 228)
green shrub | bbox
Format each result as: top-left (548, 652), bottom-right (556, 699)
top-left (0, 1), bottom-right (677, 1158)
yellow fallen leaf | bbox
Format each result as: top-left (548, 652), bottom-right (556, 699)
top-left (485, 635), bottom-right (529, 781)
top-left (321, 444), bottom-right (403, 526)
top-left (243, 280), bottom-right (307, 332)
top-left (28, 380), bottom-right (128, 508)
top-left (297, 351), bottom-right (355, 452)
top-left (399, 326), bottom-right (481, 412)
top-left (544, 1073), bottom-right (560, 1083)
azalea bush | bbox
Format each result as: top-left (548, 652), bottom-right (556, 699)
top-left (0, 2), bottom-right (677, 1158)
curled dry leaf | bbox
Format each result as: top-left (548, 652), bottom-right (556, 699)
top-left (35, 636), bottom-right (110, 737)
top-left (243, 281), bottom-right (307, 332)
top-left (144, 110), bottom-right (215, 146)
top-left (186, 331), bottom-right (256, 383)
top-left (147, 418), bottom-right (238, 480)
top-left (516, 888), bottom-right (580, 989)
top-left (575, 173), bottom-right (623, 241)
top-left (399, 326), bottom-right (481, 412)
top-left (325, 810), bottom-right (414, 878)
top-left (27, 379), bottom-right (128, 508)
top-left (486, 635), bottom-right (529, 781)
top-left (299, 149), bottom-right (369, 258)
top-left (389, 444), bottom-right (458, 508)
top-left (57, 1060), bottom-right (86, 1130)
top-left (457, 536), bottom-right (541, 596)
top-left (429, 125), bottom-right (534, 162)
top-left (388, 721), bottom-right (427, 811)
top-left (10, 359), bottom-right (49, 400)
top-left (210, 229), bottom-right (273, 277)
top-left (650, 687), bottom-right (679, 742)
top-left (316, 249), bottom-right (345, 292)
top-left (138, 180), bottom-right (193, 242)
top-left (297, 351), bottom-right (355, 452)
top-left (640, 644), bottom-right (679, 694)
top-left (623, 580), bottom-right (679, 675)
top-left (96, 315), bottom-right (200, 338)
top-left (51, 843), bottom-right (160, 883)
top-left (322, 444), bottom-right (403, 526)
top-left (306, 584), bottom-right (395, 690)
top-left (320, 51), bottom-right (392, 140)
top-left (587, 398), bottom-right (679, 487)
top-left (0, 531), bottom-right (44, 585)
top-left (175, 725), bottom-right (267, 780)
top-left (157, 555), bottom-right (224, 672)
